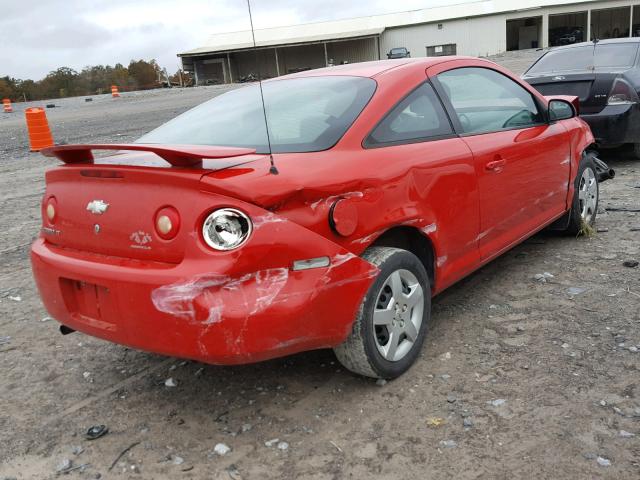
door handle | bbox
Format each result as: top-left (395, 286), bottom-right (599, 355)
top-left (485, 159), bottom-right (506, 172)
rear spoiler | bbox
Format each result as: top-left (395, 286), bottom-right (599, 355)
top-left (41, 144), bottom-right (257, 167)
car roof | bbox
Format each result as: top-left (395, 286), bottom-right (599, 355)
top-left (548, 37), bottom-right (640, 52)
top-left (276, 56), bottom-right (479, 80)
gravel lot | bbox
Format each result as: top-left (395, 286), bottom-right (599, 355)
top-left (1, 85), bottom-right (639, 480)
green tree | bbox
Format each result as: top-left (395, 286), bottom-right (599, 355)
top-left (0, 77), bottom-right (14, 99)
top-left (39, 67), bottom-right (80, 98)
top-left (16, 79), bottom-right (41, 101)
top-left (110, 63), bottom-right (130, 90)
top-left (127, 59), bottom-right (160, 89)
top-left (1, 58), bottom-right (169, 101)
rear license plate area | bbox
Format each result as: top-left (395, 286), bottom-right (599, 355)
top-left (60, 278), bottom-right (117, 331)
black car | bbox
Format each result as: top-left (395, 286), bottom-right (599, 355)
top-left (523, 38), bottom-right (640, 158)
top-left (387, 47), bottom-right (410, 59)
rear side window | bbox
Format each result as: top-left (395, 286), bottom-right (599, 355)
top-left (437, 67), bottom-right (543, 134)
top-left (365, 83), bottom-right (453, 147)
top-left (528, 43), bottom-right (639, 74)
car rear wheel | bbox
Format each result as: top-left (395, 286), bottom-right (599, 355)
top-left (561, 152), bottom-right (599, 235)
top-left (333, 247), bottom-right (430, 379)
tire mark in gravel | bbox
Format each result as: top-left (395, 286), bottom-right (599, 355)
top-left (0, 192), bottom-right (44, 202)
top-left (176, 372), bottom-right (345, 472)
top-left (0, 242), bottom-right (32, 256)
top-left (0, 266), bottom-right (33, 282)
top-left (42, 358), bottom-right (174, 427)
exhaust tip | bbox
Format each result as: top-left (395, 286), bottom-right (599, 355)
top-left (597, 168), bottom-right (615, 182)
top-left (592, 155), bottom-right (615, 183)
top-left (59, 325), bottom-right (75, 335)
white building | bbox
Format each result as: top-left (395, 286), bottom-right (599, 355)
top-left (178, 0), bottom-right (640, 85)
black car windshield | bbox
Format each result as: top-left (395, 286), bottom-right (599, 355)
top-left (138, 76), bottom-right (376, 154)
top-left (527, 43), bottom-right (639, 74)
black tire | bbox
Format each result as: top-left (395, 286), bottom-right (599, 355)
top-left (632, 143), bottom-right (640, 160)
top-left (561, 151), bottom-right (599, 236)
top-left (333, 247), bottom-right (431, 379)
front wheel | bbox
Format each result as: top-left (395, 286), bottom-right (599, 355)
top-left (333, 247), bottom-right (431, 379)
top-left (561, 152), bottom-right (599, 235)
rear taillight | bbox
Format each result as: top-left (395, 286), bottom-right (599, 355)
top-left (155, 206), bottom-right (180, 240)
top-left (44, 196), bottom-right (57, 224)
top-left (607, 78), bottom-right (639, 105)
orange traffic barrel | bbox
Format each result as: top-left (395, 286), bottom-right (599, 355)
top-left (111, 85), bottom-right (120, 98)
top-left (2, 98), bottom-right (12, 113)
top-left (25, 107), bottom-right (54, 151)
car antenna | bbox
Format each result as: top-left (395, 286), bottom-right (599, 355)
top-left (246, 0), bottom-right (279, 175)
top-left (590, 36), bottom-right (599, 71)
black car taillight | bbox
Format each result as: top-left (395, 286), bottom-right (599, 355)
top-left (607, 78), bottom-right (639, 105)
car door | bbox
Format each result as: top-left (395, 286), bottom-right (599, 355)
top-left (429, 63), bottom-right (571, 261)
top-left (361, 81), bottom-right (481, 291)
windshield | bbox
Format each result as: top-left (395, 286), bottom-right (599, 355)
top-left (138, 76), bottom-right (376, 154)
top-left (527, 43), bottom-right (639, 75)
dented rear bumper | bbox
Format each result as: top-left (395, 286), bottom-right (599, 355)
top-left (31, 209), bottom-right (378, 365)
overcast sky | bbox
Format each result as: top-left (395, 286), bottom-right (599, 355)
top-left (0, 0), bottom-right (475, 80)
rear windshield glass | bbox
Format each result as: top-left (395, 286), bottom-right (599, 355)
top-left (527, 43), bottom-right (639, 74)
top-left (138, 76), bottom-right (376, 154)
top-left (594, 44), bottom-right (639, 68)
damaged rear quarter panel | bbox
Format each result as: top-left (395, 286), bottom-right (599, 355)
top-left (143, 197), bottom-right (380, 364)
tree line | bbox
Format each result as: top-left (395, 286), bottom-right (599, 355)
top-left (0, 59), bottom-right (185, 102)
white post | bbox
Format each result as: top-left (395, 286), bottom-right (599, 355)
top-left (324, 42), bottom-right (329, 66)
top-left (227, 53), bottom-right (233, 83)
top-left (587, 8), bottom-right (592, 41)
top-left (630, 5), bottom-right (634, 37)
top-left (275, 48), bottom-right (280, 76)
top-left (193, 61), bottom-right (199, 86)
top-left (541, 14), bottom-right (549, 49)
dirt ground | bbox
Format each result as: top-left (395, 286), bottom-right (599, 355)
top-left (1, 85), bottom-right (639, 480)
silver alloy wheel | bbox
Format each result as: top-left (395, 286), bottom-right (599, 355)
top-left (373, 269), bottom-right (424, 362)
top-left (578, 167), bottom-right (597, 223)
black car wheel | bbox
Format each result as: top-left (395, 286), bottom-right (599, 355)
top-left (561, 152), bottom-right (599, 235)
top-left (334, 247), bottom-right (431, 379)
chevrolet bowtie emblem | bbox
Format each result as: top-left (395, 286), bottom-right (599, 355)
top-left (86, 200), bottom-right (109, 215)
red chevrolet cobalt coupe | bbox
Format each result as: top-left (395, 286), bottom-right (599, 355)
top-left (33, 57), bottom-right (604, 379)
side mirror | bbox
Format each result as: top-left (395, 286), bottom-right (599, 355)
top-left (549, 99), bottom-right (576, 121)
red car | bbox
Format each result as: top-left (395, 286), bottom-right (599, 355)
top-left (33, 57), bottom-right (607, 379)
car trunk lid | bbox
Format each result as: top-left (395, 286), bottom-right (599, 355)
top-left (41, 144), bottom-right (261, 263)
top-left (525, 71), bottom-right (601, 112)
